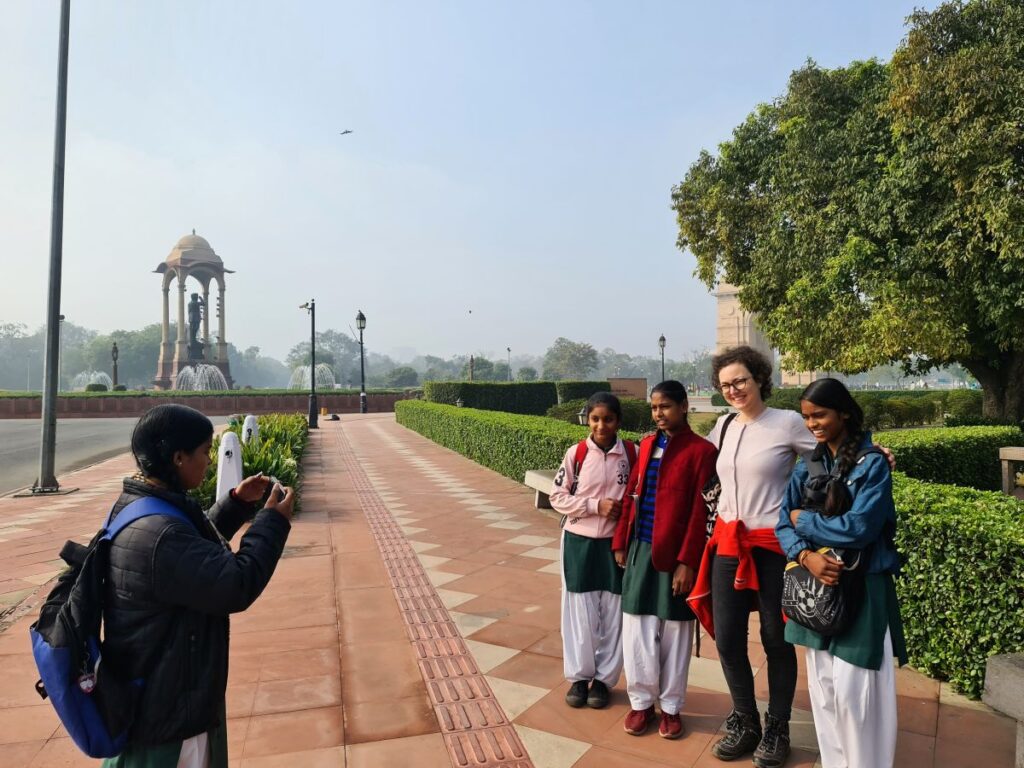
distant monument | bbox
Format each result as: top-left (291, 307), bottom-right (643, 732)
top-left (153, 231), bottom-right (234, 389)
top-left (714, 282), bottom-right (818, 386)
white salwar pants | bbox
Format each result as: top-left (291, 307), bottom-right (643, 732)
top-left (177, 732), bottom-right (209, 768)
top-left (559, 533), bottom-right (623, 686)
top-left (805, 629), bottom-right (897, 768)
top-left (621, 613), bottom-right (693, 714)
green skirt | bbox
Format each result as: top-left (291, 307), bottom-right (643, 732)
top-left (563, 531), bottom-right (623, 594)
top-left (621, 539), bottom-right (695, 622)
top-left (102, 718), bottom-right (228, 768)
top-left (785, 572), bottom-right (908, 671)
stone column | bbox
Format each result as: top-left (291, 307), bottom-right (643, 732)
top-left (175, 271), bottom-right (189, 368)
top-left (217, 282), bottom-right (227, 364)
top-left (202, 283), bottom-right (210, 362)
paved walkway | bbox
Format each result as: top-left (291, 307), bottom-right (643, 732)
top-left (0, 414), bottom-right (1015, 767)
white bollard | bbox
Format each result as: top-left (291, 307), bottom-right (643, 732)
top-left (216, 431), bottom-right (244, 502)
top-left (242, 414), bottom-right (259, 445)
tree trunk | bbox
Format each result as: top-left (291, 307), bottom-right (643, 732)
top-left (963, 353), bottom-right (1024, 423)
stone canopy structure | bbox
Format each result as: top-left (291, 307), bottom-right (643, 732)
top-left (152, 231), bottom-right (234, 389)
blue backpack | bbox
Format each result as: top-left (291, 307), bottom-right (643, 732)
top-left (30, 496), bottom-right (195, 758)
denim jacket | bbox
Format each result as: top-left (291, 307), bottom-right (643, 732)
top-left (776, 433), bottom-right (900, 574)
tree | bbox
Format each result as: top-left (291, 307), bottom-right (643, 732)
top-left (460, 356), bottom-right (495, 381)
top-left (492, 362), bottom-right (512, 382)
top-left (517, 366), bottom-right (539, 382)
top-left (542, 338), bottom-right (599, 381)
top-left (386, 366), bottom-right (419, 387)
top-left (673, 0), bottom-right (1024, 420)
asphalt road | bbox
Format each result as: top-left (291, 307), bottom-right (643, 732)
top-left (0, 417), bottom-right (226, 496)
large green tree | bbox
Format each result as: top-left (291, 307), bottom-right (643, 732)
top-left (542, 338), bottom-right (599, 381)
top-left (673, 0), bottom-right (1024, 420)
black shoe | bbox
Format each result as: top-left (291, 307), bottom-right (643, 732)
top-left (752, 713), bottom-right (790, 768)
top-left (710, 710), bottom-right (762, 761)
top-left (587, 679), bottom-right (609, 709)
top-left (565, 680), bottom-right (589, 708)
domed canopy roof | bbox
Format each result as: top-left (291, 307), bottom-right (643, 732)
top-left (155, 230), bottom-right (233, 275)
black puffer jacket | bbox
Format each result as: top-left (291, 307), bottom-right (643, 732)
top-left (103, 478), bottom-right (291, 747)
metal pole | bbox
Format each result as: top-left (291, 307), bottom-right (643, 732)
top-left (308, 299), bottom-right (318, 428)
top-left (661, 349), bottom-right (665, 382)
top-left (36, 0), bottom-right (71, 493)
top-left (507, 347), bottom-right (511, 381)
top-left (359, 327), bottom-right (367, 414)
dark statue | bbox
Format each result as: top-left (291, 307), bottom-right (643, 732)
top-left (187, 293), bottom-right (205, 362)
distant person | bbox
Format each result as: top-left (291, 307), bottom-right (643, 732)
top-left (612, 381), bottom-right (716, 740)
top-left (102, 404), bottom-right (293, 768)
top-left (549, 392), bottom-right (636, 710)
top-left (776, 378), bottom-right (906, 768)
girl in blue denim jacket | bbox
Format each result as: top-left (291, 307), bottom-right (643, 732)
top-left (776, 378), bottom-right (906, 768)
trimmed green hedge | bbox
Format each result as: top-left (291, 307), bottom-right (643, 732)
top-left (547, 397), bottom-right (654, 433)
top-left (893, 474), bottom-right (1024, 698)
top-left (396, 400), bottom-right (640, 481)
top-left (877, 426), bottom-right (1022, 491)
top-left (555, 381), bottom-right (611, 403)
top-left (422, 381), bottom-right (558, 415)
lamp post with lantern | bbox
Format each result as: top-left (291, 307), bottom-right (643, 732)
top-left (658, 334), bottom-right (666, 382)
top-left (111, 342), bottom-right (119, 389)
top-left (299, 300), bottom-right (318, 429)
top-left (356, 310), bottom-right (367, 414)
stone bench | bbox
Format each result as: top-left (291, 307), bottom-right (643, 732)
top-left (983, 653), bottom-right (1024, 767)
top-left (524, 469), bottom-right (556, 509)
top-left (1000, 447), bottom-right (1024, 500)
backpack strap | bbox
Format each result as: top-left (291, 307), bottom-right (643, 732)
top-left (569, 440), bottom-right (589, 496)
top-left (622, 439), bottom-right (637, 469)
top-left (717, 412), bottom-right (738, 451)
top-left (103, 497), bottom-right (195, 541)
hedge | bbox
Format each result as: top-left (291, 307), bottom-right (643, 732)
top-left (893, 474), bottom-right (1024, 697)
top-left (396, 400), bottom-right (1024, 698)
top-left (422, 381), bottom-right (558, 415)
top-left (555, 381), bottom-right (611, 403)
top-left (547, 397), bottom-right (654, 433)
top-left (192, 413), bottom-right (309, 509)
top-left (877, 426), bottom-right (1023, 491)
top-left (396, 400), bottom-right (641, 481)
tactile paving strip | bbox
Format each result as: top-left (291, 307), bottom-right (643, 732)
top-left (336, 428), bottom-right (535, 768)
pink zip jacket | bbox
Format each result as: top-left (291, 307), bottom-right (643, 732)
top-left (549, 437), bottom-right (633, 539)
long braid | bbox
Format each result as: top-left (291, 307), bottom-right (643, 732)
top-left (825, 405), bottom-right (866, 517)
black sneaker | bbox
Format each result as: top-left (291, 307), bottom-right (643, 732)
top-left (710, 710), bottom-right (762, 761)
top-left (565, 680), bottom-right (589, 708)
top-left (587, 679), bottom-right (609, 709)
top-left (752, 712), bottom-right (790, 768)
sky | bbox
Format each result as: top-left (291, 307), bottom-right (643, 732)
top-left (0, 1), bottom-right (938, 363)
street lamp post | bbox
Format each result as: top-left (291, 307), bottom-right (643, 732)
top-left (300, 300), bottom-right (318, 428)
top-left (111, 342), bottom-right (119, 388)
top-left (57, 314), bottom-right (65, 391)
top-left (507, 347), bottom-right (512, 381)
top-left (356, 310), bottom-right (367, 414)
top-left (658, 334), bottom-right (666, 382)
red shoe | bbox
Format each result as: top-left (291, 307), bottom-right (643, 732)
top-left (659, 711), bottom-right (684, 740)
top-left (624, 706), bottom-right (656, 736)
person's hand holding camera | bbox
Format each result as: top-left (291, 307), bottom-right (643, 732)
top-left (234, 473), bottom-right (271, 504)
top-left (264, 483), bottom-right (295, 521)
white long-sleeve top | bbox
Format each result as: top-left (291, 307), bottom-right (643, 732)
top-left (706, 407), bottom-right (816, 532)
top-left (549, 437), bottom-right (633, 539)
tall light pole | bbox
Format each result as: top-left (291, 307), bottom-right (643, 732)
top-left (111, 342), bottom-right (119, 389)
top-left (35, 0), bottom-right (72, 493)
top-left (507, 347), bottom-right (512, 381)
top-left (57, 314), bottom-right (65, 391)
top-left (300, 300), bottom-right (318, 428)
top-left (658, 334), bottom-right (666, 383)
top-left (356, 310), bottom-right (367, 414)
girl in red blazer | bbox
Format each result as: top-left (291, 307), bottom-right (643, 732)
top-left (612, 381), bottom-right (717, 740)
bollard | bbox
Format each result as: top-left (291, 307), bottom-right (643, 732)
top-left (242, 414), bottom-right (259, 445)
top-left (216, 432), bottom-right (243, 502)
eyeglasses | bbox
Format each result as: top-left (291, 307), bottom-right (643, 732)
top-left (717, 376), bottom-right (752, 393)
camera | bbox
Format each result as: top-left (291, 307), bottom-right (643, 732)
top-left (260, 476), bottom-right (283, 506)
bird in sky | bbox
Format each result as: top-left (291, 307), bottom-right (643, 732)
top-left (339, 130), bottom-right (353, 135)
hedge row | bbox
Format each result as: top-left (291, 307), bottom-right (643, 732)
top-left (395, 400), bottom-right (1024, 698)
top-left (396, 400), bottom-right (640, 481)
top-left (877, 426), bottom-right (1022, 491)
top-left (892, 475), bottom-right (1024, 697)
top-left (547, 397), bottom-right (654, 433)
top-left (555, 381), bottom-right (611, 403)
top-left (192, 413), bottom-right (309, 509)
top-left (422, 381), bottom-right (559, 415)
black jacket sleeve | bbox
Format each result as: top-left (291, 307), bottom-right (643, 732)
top-left (206, 493), bottom-right (260, 541)
top-left (152, 509), bottom-right (291, 615)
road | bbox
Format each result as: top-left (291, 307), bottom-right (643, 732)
top-left (0, 417), bottom-right (226, 496)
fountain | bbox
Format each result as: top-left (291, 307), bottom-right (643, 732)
top-left (174, 363), bottom-right (229, 391)
top-left (289, 363), bottom-right (337, 390)
top-left (72, 371), bottom-right (113, 391)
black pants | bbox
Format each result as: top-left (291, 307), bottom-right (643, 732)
top-left (711, 549), bottom-right (796, 721)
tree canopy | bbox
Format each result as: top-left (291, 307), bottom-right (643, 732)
top-left (542, 338), bottom-right (599, 380)
top-left (672, 0), bottom-right (1024, 419)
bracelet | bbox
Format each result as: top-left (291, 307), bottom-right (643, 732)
top-left (798, 550), bottom-right (810, 567)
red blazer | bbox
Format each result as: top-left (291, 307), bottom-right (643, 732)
top-left (612, 424), bottom-right (717, 572)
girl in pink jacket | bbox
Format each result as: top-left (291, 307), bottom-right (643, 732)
top-left (550, 392), bottom-right (636, 710)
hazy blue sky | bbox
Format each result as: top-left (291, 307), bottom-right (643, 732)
top-left (1, 1), bottom-right (936, 362)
